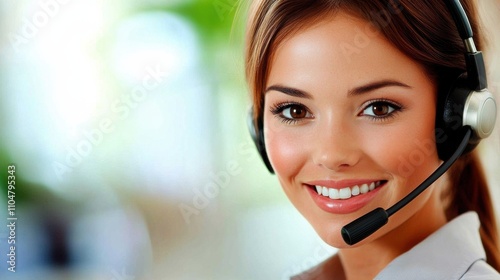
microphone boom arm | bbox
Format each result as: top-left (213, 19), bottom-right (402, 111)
top-left (341, 127), bottom-right (472, 245)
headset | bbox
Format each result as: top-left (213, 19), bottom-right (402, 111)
top-left (247, 0), bottom-right (497, 245)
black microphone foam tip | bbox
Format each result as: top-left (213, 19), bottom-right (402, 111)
top-left (341, 208), bottom-right (389, 245)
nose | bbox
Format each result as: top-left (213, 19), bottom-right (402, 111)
top-left (311, 121), bottom-right (361, 171)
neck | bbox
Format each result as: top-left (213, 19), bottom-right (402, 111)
top-left (337, 183), bottom-right (448, 279)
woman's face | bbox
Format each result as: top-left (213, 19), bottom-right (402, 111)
top-left (264, 13), bottom-right (443, 248)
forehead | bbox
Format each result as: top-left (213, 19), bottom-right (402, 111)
top-left (266, 12), bottom-right (428, 92)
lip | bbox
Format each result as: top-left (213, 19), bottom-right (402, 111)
top-left (304, 180), bottom-right (386, 214)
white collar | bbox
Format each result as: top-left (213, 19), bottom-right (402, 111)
top-left (375, 212), bottom-right (485, 279)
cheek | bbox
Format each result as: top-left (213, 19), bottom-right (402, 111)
top-left (264, 124), bottom-right (307, 179)
top-left (360, 116), bottom-right (439, 183)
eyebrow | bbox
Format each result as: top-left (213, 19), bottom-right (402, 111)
top-left (265, 85), bottom-right (313, 99)
top-left (265, 79), bottom-right (411, 99)
top-left (348, 79), bottom-right (411, 96)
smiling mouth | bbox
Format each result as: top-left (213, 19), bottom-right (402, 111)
top-left (307, 180), bottom-right (387, 200)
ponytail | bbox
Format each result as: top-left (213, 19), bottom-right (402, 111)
top-left (446, 152), bottom-right (500, 270)
top-left (445, 0), bottom-right (500, 270)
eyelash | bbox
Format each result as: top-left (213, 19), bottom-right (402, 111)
top-left (359, 99), bottom-right (403, 122)
top-left (269, 99), bottom-right (403, 124)
top-left (270, 101), bottom-right (311, 125)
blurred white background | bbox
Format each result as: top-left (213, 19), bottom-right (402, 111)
top-left (0, 0), bottom-right (498, 279)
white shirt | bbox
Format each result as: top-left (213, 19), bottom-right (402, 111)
top-left (375, 212), bottom-right (499, 279)
top-left (291, 212), bottom-right (500, 279)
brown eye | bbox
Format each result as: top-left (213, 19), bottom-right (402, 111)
top-left (372, 103), bottom-right (389, 116)
top-left (287, 105), bottom-right (307, 119)
top-left (270, 102), bottom-right (313, 124)
top-left (281, 103), bottom-right (312, 121)
top-left (361, 101), bottom-right (400, 118)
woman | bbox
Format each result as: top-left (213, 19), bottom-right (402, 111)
top-left (245, 0), bottom-right (500, 278)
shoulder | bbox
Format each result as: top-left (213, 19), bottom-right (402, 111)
top-left (376, 212), bottom-right (499, 279)
top-left (460, 260), bottom-right (500, 280)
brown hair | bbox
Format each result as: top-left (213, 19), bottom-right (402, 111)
top-left (245, 0), bottom-right (500, 270)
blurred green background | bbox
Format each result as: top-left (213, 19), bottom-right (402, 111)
top-left (0, 0), bottom-right (498, 279)
top-left (0, 1), bottom-right (334, 279)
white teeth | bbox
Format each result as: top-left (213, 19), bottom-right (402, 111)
top-left (322, 187), bottom-right (329, 196)
top-left (360, 184), bottom-right (369, 194)
top-left (329, 188), bottom-right (340, 199)
top-left (314, 181), bottom-right (383, 200)
top-left (339, 187), bottom-right (351, 199)
top-left (316, 185), bottom-right (322, 194)
top-left (351, 185), bottom-right (360, 196)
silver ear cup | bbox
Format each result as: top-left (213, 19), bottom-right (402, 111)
top-left (463, 90), bottom-right (497, 139)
